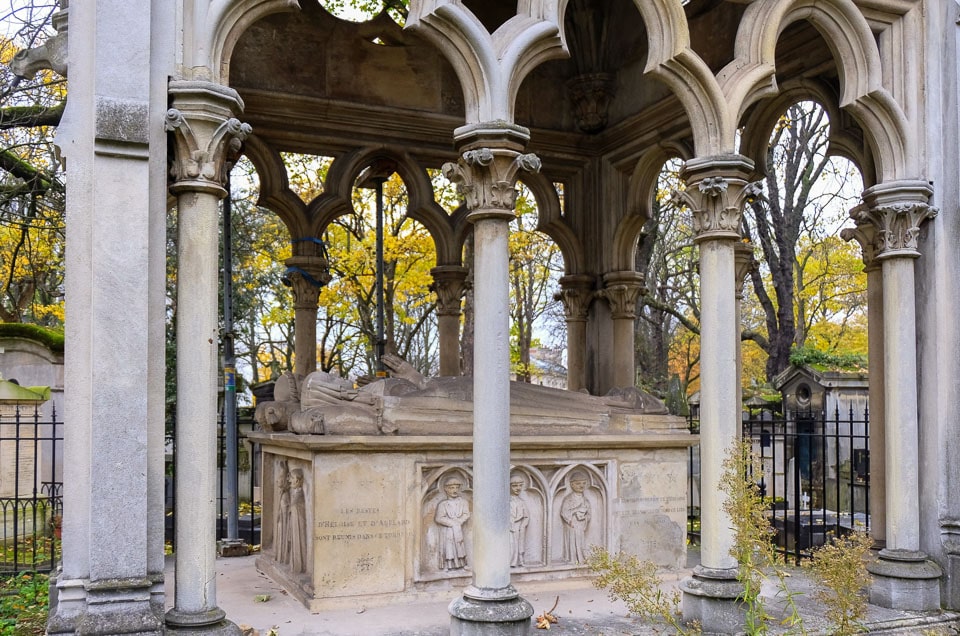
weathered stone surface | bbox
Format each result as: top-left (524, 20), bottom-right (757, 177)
top-left (254, 358), bottom-right (674, 439)
top-left (251, 432), bottom-right (692, 612)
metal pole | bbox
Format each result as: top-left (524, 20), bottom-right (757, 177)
top-left (375, 177), bottom-right (386, 376)
top-left (222, 166), bottom-right (239, 541)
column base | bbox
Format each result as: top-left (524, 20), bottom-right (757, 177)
top-left (449, 585), bottom-right (534, 635)
top-left (47, 576), bottom-right (164, 635)
top-left (680, 566), bottom-right (744, 635)
top-left (868, 549), bottom-right (943, 611)
top-left (148, 571), bottom-right (165, 617)
top-left (943, 553), bottom-right (960, 611)
top-left (166, 607), bottom-right (243, 635)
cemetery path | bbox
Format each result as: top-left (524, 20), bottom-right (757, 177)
top-left (166, 553), bottom-right (960, 635)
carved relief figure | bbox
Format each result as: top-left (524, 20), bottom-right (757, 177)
top-left (288, 468), bottom-right (308, 574)
top-left (434, 475), bottom-right (470, 570)
top-left (560, 470), bottom-right (591, 564)
top-left (509, 473), bottom-right (530, 567)
top-left (276, 460), bottom-right (291, 564)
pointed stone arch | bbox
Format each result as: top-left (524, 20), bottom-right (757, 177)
top-left (406, 0), bottom-right (569, 124)
top-left (738, 79), bottom-right (873, 184)
top-left (735, 0), bottom-right (880, 107)
top-left (307, 148), bottom-right (458, 266)
top-left (624, 0), bottom-right (731, 155)
top-left (520, 172), bottom-right (585, 275)
top-left (731, 0), bottom-right (911, 180)
top-left (190, 0), bottom-right (303, 82)
top-left (241, 134), bottom-right (311, 237)
top-left (844, 91), bottom-right (912, 181)
top-left (614, 143), bottom-right (691, 272)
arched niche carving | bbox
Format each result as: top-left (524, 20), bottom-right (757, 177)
top-left (215, 0), bottom-right (303, 83)
top-left (419, 466), bottom-right (474, 577)
top-left (508, 465), bottom-right (549, 568)
top-left (549, 463), bottom-right (608, 566)
top-left (270, 456), bottom-right (313, 578)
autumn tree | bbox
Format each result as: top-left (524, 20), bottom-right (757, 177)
top-left (792, 235), bottom-right (867, 354)
top-left (634, 159), bottom-right (701, 396)
top-left (0, 1), bottom-right (65, 326)
top-left (323, 174), bottom-right (439, 376)
top-left (632, 103), bottom-right (865, 396)
top-left (508, 185), bottom-right (564, 382)
top-left (227, 157), bottom-right (298, 385)
top-left (741, 101), bottom-right (864, 381)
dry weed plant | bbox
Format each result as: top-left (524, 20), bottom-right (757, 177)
top-left (587, 546), bottom-right (700, 635)
top-left (590, 440), bottom-right (877, 636)
top-left (808, 531), bottom-right (873, 635)
top-left (721, 440), bottom-right (805, 635)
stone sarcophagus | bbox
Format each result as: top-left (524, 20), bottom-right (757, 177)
top-left (248, 360), bottom-right (695, 611)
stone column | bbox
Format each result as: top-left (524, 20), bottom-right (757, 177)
top-left (441, 123), bottom-right (540, 634)
top-left (840, 210), bottom-right (886, 545)
top-left (855, 181), bottom-right (942, 611)
top-left (734, 241), bottom-right (755, 410)
top-left (164, 80), bottom-right (249, 635)
top-left (430, 265), bottom-right (469, 376)
top-left (678, 155), bottom-right (757, 634)
top-left (283, 254), bottom-right (331, 377)
top-left (43, 1), bottom-right (167, 632)
top-left (555, 274), bottom-right (594, 392)
top-left (598, 271), bottom-right (645, 389)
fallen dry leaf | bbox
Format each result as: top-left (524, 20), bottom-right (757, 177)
top-left (535, 596), bottom-right (560, 630)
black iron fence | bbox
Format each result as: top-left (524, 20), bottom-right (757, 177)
top-left (165, 412), bottom-right (261, 549)
top-left (1, 405), bottom-right (261, 576)
top-left (688, 405), bottom-right (870, 563)
top-left (0, 404), bottom-right (62, 575)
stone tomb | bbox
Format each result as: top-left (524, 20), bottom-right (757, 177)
top-left (249, 366), bottom-right (694, 611)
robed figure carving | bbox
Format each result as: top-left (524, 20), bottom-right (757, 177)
top-left (560, 470), bottom-right (592, 564)
top-left (510, 473), bottom-right (530, 567)
top-left (434, 475), bottom-right (470, 570)
top-left (288, 468), bottom-right (308, 573)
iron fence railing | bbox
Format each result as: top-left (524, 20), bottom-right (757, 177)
top-left (0, 404), bottom-right (62, 575)
top-left (688, 405), bottom-right (870, 563)
top-left (2, 405), bottom-right (261, 577)
top-left (165, 413), bottom-right (261, 549)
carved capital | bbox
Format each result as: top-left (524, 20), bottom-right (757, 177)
top-left (166, 80), bottom-right (250, 196)
top-left (442, 144), bottom-right (541, 221)
top-left (854, 204), bottom-right (938, 260)
top-left (430, 266), bottom-right (469, 316)
top-left (858, 181), bottom-right (938, 260)
top-left (554, 274), bottom-right (595, 322)
top-left (283, 255), bottom-right (331, 311)
top-left (840, 205), bottom-right (881, 272)
top-left (598, 271), bottom-right (645, 320)
top-left (676, 155), bottom-right (757, 243)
